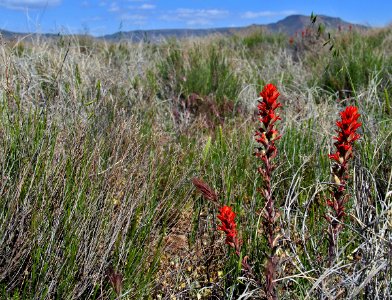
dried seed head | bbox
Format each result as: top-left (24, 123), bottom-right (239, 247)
top-left (192, 177), bottom-right (218, 204)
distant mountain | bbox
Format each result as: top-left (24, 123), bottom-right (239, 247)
top-left (99, 27), bottom-right (237, 42)
top-left (0, 29), bottom-right (61, 39)
top-left (100, 14), bottom-right (368, 42)
top-left (0, 29), bottom-right (24, 39)
top-left (1, 14), bottom-right (368, 42)
top-left (266, 14), bottom-right (367, 36)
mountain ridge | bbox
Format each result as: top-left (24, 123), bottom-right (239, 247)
top-left (0, 14), bottom-right (369, 42)
top-left (101, 14), bottom-right (368, 42)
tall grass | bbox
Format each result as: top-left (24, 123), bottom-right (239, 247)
top-left (0, 25), bottom-right (391, 298)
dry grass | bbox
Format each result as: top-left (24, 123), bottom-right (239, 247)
top-left (0, 26), bottom-right (391, 299)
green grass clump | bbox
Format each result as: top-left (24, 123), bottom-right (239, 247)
top-left (241, 28), bottom-right (286, 51)
top-left (318, 28), bottom-right (391, 96)
top-left (158, 41), bottom-right (241, 102)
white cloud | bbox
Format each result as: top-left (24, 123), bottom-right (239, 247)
top-left (160, 8), bottom-right (229, 25)
top-left (121, 14), bottom-right (146, 21)
top-left (176, 8), bottom-right (229, 18)
top-left (121, 13), bottom-right (147, 25)
top-left (81, 16), bottom-right (104, 22)
top-left (0, 0), bottom-right (61, 9)
top-left (106, 1), bottom-right (153, 25)
top-left (139, 3), bottom-right (154, 9)
top-left (241, 10), bottom-right (297, 19)
top-left (108, 2), bottom-right (119, 12)
top-left (128, 3), bottom-right (155, 10)
top-left (120, 14), bottom-right (147, 26)
top-left (186, 18), bottom-right (212, 26)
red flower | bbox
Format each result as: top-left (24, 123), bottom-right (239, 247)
top-left (255, 84), bottom-right (282, 170)
top-left (256, 84), bottom-right (282, 135)
top-left (217, 206), bottom-right (239, 249)
top-left (328, 106), bottom-right (361, 163)
top-left (260, 84), bottom-right (281, 109)
top-left (217, 206), bottom-right (255, 280)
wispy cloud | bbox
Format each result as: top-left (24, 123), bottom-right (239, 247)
top-left (139, 3), bottom-right (154, 9)
top-left (121, 13), bottom-right (146, 21)
top-left (108, 2), bottom-right (119, 12)
top-left (186, 19), bottom-right (212, 26)
top-left (120, 13), bottom-right (147, 25)
top-left (0, 0), bottom-right (61, 9)
top-left (81, 16), bottom-right (104, 23)
top-left (241, 10), bottom-right (297, 19)
top-left (128, 3), bottom-right (155, 10)
top-left (160, 8), bottom-right (229, 26)
top-left (176, 8), bottom-right (229, 18)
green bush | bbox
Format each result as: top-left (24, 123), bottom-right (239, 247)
top-left (158, 41), bottom-right (241, 102)
top-left (321, 30), bottom-right (389, 93)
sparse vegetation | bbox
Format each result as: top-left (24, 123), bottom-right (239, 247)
top-left (0, 23), bottom-right (391, 299)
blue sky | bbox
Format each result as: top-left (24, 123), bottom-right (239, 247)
top-left (0, 0), bottom-right (391, 36)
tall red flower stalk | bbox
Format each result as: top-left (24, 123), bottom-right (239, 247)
top-left (326, 106), bottom-right (361, 262)
top-left (255, 83), bottom-right (282, 300)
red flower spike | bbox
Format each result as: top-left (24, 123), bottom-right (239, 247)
top-left (255, 83), bottom-right (282, 180)
top-left (216, 205), bottom-right (256, 283)
top-left (329, 106), bottom-right (361, 168)
top-left (217, 206), bottom-right (240, 253)
top-left (326, 105), bottom-right (361, 263)
top-left (255, 83), bottom-right (282, 300)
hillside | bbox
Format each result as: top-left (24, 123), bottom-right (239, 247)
top-left (1, 14), bottom-right (367, 42)
top-left (267, 14), bottom-right (367, 35)
top-left (101, 14), bottom-right (367, 42)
